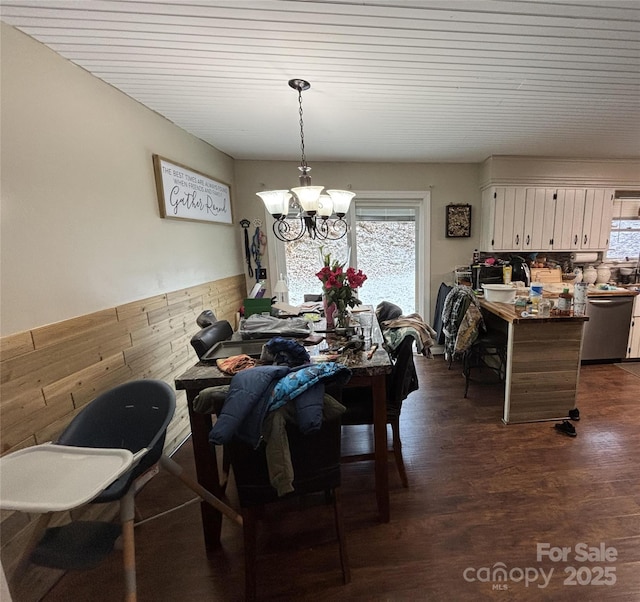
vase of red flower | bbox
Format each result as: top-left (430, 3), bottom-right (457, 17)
top-left (316, 248), bottom-right (367, 331)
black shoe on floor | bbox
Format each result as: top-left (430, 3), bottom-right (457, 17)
top-left (555, 420), bottom-right (576, 437)
top-left (569, 408), bottom-right (580, 421)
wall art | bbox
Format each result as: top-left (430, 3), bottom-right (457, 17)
top-left (153, 155), bottom-right (232, 224)
top-left (446, 204), bottom-right (472, 238)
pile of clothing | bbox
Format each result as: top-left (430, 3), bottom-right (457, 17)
top-left (375, 301), bottom-right (436, 357)
top-left (240, 314), bottom-right (310, 339)
top-left (194, 337), bottom-right (351, 497)
top-left (441, 285), bottom-right (485, 362)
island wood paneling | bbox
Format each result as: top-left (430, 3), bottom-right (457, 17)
top-left (0, 274), bottom-right (245, 598)
top-left (508, 320), bottom-right (584, 423)
top-left (478, 299), bottom-right (588, 424)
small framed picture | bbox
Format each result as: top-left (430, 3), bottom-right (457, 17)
top-left (446, 204), bottom-right (472, 238)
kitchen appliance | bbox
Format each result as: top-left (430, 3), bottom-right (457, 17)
top-left (581, 295), bottom-right (634, 362)
top-left (510, 256), bottom-right (530, 286)
top-left (472, 265), bottom-right (504, 291)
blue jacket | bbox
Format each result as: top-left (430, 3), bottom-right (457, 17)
top-left (209, 362), bottom-right (351, 448)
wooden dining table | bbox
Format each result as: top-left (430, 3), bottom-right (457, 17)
top-left (175, 322), bottom-right (392, 551)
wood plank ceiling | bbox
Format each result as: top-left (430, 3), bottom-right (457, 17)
top-left (1, 0), bottom-right (639, 163)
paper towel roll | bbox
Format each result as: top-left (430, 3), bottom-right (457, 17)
top-left (571, 252), bottom-right (599, 264)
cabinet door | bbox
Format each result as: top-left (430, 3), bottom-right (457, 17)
top-left (481, 186), bottom-right (526, 251)
top-left (485, 187), bottom-right (526, 250)
top-left (595, 189), bottom-right (615, 249)
top-left (523, 188), bottom-right (555, 251)
top-left (582, 189), bottom-right (614, 250)
top-left (553, 189), bottom-right (582, 250)
top-left (480, 187), bottom-right (496, 251)
top-left (501, 187), bottom-right (526, 250)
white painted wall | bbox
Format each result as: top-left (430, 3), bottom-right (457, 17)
top-left (0, 24), bottom-right (244, 335)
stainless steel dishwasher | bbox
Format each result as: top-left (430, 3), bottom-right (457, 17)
top-left (581, 295), bottom-right (634, 362)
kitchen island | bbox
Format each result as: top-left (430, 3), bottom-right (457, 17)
top-left (478, 299), bottom-right (589, 424)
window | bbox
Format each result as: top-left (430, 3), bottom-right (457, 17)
top-left (606, 193), bottom-right (640, 262)
top-left (354, 206), bottom-right (416, 314)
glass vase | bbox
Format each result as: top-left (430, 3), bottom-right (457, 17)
top-left (334, 308), bottom-right (349, 329)
top-left (323, 295), bottom-right (337, 329)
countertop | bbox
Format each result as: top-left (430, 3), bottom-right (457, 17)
top-left (540, 283), bottom-right (639, 298)
top-left (479, 298), bottom-right (590, 324)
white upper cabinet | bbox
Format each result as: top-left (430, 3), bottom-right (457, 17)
top-left (582, 189), bottom-right (615, 250)
top-left (481, 187), bottom-right (525, 251)
top-left (552, 189), bottom-right (586, 250)
top-left (481, 186), bottom-right (614, 252)
top-left (523, 188), bottom-right (555, 252)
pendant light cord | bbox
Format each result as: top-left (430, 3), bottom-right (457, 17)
top-left (298, 88), bottom-right (308, 172)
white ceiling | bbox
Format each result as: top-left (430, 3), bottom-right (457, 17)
top-left (2, 0), bottom-right (639, 163)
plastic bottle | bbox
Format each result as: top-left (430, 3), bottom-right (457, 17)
top-left (558, 288), bottom-right (573, 316)
top-left (529, 282), bottom-right (543, 313)
top-left (503, 265), bottom-right (512, 284)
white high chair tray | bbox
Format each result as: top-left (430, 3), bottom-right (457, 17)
top-left (0, 443), bottom-right (134, 512)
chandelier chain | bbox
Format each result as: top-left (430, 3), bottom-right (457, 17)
top-left (297, 88), bottom-right (308, 171)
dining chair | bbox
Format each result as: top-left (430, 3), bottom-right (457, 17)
top-left (223, 412), bottom-right (350, 601)
top-left (190, 319), bottom-right (233, 359)
top-left (339, 335), bottom-right (417, 488)
top-left (1, 380), bottom-right (241, 602)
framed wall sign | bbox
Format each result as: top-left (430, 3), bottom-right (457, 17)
top-left (446, 204), bottom-right (472, 238)
top-left (153, 155), bottom-right (233, 224)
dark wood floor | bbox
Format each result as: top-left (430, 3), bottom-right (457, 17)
top-left (40, 357), bottom-right (640, 601)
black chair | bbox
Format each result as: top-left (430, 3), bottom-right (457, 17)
top-left (18, 380), bottom-right (240, 601)
top-left (340, 335), bottom-right (417, 488)
top-left (375, 301), bottom-right (403, 328)
top-left (224, 415), bottom-right (350, 600)
top-left (462, 332), bottom-right (508, 398)
top-left (432, 283), bottom-right (453, 345)
top-left (190, 320), bottom-right (233, 359)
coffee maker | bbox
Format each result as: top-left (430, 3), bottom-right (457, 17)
top-left (510, 256), bottom-right (531, 286)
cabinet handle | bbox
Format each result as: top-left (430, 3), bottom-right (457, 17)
top-left (526, 234), bottom-right (530, 246)
top-left (574, 234), bottom-right (578, 245)
top-left (516, 234), bottom-right (520, 245)
top-left (550, 238), bottom-right (553, 245)
top-left (584, 234), bottom-right (588, 245)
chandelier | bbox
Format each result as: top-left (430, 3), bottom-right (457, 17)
top-left (257, 79), bottom-right (355, 242)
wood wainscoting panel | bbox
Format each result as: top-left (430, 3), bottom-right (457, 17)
top-left (0, 273), bottom-right (245, 600)
top-left (0, 331), bottom-right (35, 361)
